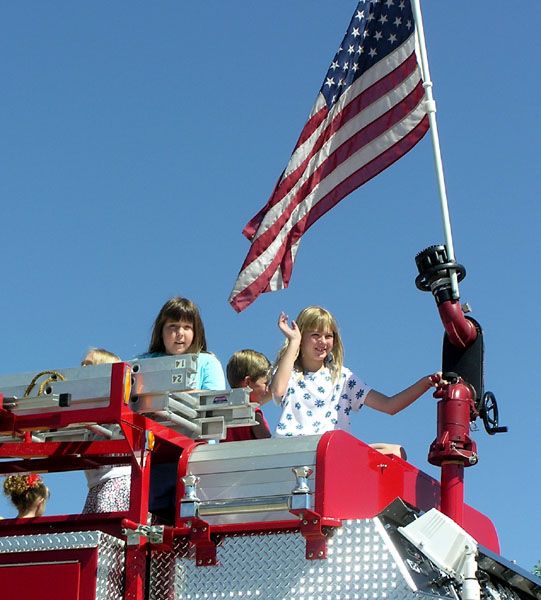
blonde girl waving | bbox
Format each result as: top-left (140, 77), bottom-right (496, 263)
top-left (270, 306), bottom-right (441, 438)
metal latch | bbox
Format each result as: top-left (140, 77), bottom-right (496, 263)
top-left (121, 518), bottom-right (165, 546)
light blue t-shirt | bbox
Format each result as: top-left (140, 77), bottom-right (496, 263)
top-left (135, 351), bottom-right (226, 390)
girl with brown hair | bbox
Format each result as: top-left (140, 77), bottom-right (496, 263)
top-left (4, 474), bottom-right (49, 518)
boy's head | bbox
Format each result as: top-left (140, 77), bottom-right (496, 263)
top-left (226, 349), bottom-right (271, 403)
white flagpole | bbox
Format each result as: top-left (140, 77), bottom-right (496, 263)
top-left (411, 0), bottom-right (460, 299)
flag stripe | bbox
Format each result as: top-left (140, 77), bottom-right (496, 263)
top-left (234, 95), bottom-right (428, 291)
top-left (242, 35), bottom-right (419, 241)
top-left (232, 115), bottom-right (428, 313)
top-left (284, 33), bottom-right (418, 181)
top-left (304, 115), bottom-right (429, 231)
top-left (295, 102), bottom-right (328, 149)
top-left (232, 99), bottom-right (428, 306)
top-left (271, 39), bottom-right (419, 213)
top-left (230, 0), bottom-right (429, 312)
top-left (246, 76), bottom-right (425, 260)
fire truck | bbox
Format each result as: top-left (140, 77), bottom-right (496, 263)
top-left (0, 246), bottom-right (539, 600)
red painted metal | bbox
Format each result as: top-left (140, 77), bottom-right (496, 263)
top-left (0, 354), bottom-right (504, 597)
top-left (440, 462), bottom-right (465, 525)
top-left (0, 548), bottom-right (100, 600)
top-left (429, 380), bottom-right (478, 465)
top-left (0, 393), bottom-right (16, 434)
top-left (164, 428), bottom-right (498, 552)
top-left (0, 562), bottom-right (80, 600)
top-left (438, 300), bottom-right (478, 348)
top-left (315, 431), bottom-right (435, 518)
top-left (428, 379), bottom-right (478, 526)
top-left (312, 430), bottom-right (498, 551)
top-left (290, 508), bottom-right (329, 560)
top-left (0, 362), bottom-right (133, 435)
top-left (462, 505), bottom-right (500, 553)
top-left (187, 517), bottom-right (219, 566)
top-left (124, 544), bottom-right (148, 600)
top-left (123, 455), bottom-right (151, 600)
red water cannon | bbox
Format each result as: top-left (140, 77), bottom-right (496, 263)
top-left (415, 245), bottom-right (507, 524)
top-left (429, 374), bottom-right (478, 467)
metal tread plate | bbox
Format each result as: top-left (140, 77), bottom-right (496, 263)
top-left (149, 519), bottom-right (457, 599)
top-left (0, 530), bottom-right (125, 600)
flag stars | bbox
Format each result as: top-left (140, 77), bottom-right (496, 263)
top-left (234, 0), bottom-right (424, 311)
top-left (319, 4), bottom-right (416, 113)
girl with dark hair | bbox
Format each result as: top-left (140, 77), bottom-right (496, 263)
top-left (136, 297), bottom-right (225, 390)
top-left (136, 297), bottom-right (225, 522)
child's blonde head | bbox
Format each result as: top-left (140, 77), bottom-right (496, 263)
top-left (280, 306), bottom-right (344, 379)
top-left (81, 348), bottom-right (121, 366)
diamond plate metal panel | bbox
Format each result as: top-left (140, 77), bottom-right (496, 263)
top-left (0, 530), bottom-right (106, 552)
top-left (95, 532), bottom-right (125, 600)
top-left (0, 531), bottom-right (125, 600)
top-left (149, 520), bottom-right (455, 600)
top-left (151, 538), bottom-right (191, 600)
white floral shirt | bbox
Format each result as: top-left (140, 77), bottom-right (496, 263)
top-left (274, 367), bottom-right (371, 437)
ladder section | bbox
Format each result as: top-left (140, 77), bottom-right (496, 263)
top-left (0, 355), bottom-right (257, 442)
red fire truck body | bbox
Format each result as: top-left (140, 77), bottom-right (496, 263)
top-left (0, 356), bottom-right (539, 600)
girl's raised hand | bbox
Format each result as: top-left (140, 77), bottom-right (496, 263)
top-left (278, 312), bottom-right (301, 343)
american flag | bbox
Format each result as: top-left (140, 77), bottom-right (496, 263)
top-left (229, 0), bottom-right (429, 312)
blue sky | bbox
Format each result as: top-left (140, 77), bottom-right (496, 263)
top-left (1, 2), bottom-right (539, 571)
